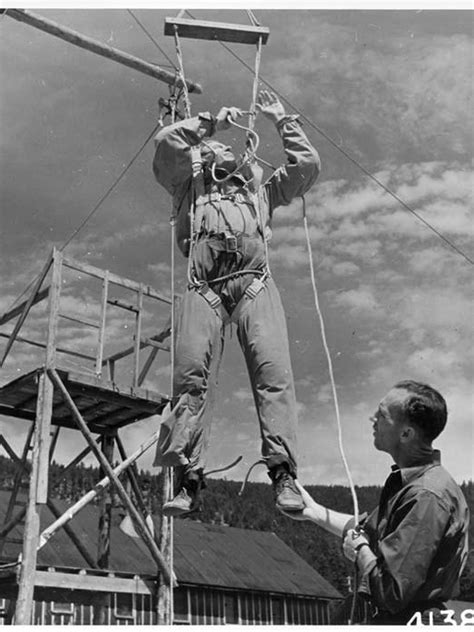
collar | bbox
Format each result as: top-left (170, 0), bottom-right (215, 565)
top-left (391, 449), bottom-right (441, 486)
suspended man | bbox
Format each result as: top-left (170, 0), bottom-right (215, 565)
top-left (152, 90), bottom-right (321, 516)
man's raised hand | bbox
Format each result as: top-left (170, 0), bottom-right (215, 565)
top-left (256, 90), bottom-right (286, 123)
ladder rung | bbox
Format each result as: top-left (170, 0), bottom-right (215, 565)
top-left (59, 311), bottom-right (100, 328)
top-left (4, 538), bottom-right (24, 545)
top-left (164, 17), bottom-right (270, 45)
top-left (107, 298), bottom-right (138, 313)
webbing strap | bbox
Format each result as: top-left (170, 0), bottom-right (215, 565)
top-left (186, 146), bottom-right (206, 285)
top-left (229, 275), bottom-right (267, 324)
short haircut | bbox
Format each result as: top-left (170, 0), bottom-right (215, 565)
top-left (394, 380), bottom-right (447, 442)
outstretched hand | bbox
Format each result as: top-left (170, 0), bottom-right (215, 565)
top-left (256, 90), bottom-right (286, 123)
top-left (278, 479), bottom-right (317, 522)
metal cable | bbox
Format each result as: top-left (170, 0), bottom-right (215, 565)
top-left (126, 9), bottom-right (177, 69)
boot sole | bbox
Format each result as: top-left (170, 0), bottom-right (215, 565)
top-left (162, 504), bottom-right (193, 517)
top-left (276, 501), bottom-right (305, 512)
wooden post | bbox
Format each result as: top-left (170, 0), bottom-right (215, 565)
top-left (5, 9), bottom-right (202, 94)
top-left (36, 248), bottom-right (62, 504)
top-left (95, 434), bottom-right (115, 625)
top-left (14, 380), bottom-right (43, 624)
top-left (14, 249), bottom-right (62, 624)
top-left (95, 271), bottom-right (109, 376)
top-left (133, 286), bottom-right (144, 388)
top-left (97, 435), bottom-right (115, 568)
top-left (157, 468), bottom-right (173, 624)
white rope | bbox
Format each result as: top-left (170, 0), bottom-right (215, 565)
top-left (168, 215), bottom-right (176, 624)
top-left (302, 200), bottom-right (359, 524)
top-left (166, 80), bottom-right (181, 628)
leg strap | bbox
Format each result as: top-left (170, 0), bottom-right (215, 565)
top-left (197, 283), bottom-right (221, 310)
top-left (193, 282), bottom-right (230, 325)
top-left (229, 274), bottom-right (268, 323)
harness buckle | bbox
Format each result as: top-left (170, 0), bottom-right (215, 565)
top-left (225, 234), bottom-right (238, 252)
top-left (244, 277), bottom-right (265, 299)
top-left (198, 284), bottom-right (221, 309)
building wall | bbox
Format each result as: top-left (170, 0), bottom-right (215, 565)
top-left (168, 585), bottom-right (331, 625)
top-left (0, 586), bottom-right (334, 625)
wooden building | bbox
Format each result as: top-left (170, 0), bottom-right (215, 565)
top-left (0, 491), bottom-right (342, 625)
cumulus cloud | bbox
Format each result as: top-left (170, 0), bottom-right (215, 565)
top-left (265, 16), bottom-right (472, 160)
top-left (329, 286), bottom-right (381, 316)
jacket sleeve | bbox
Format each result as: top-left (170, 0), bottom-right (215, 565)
top-left (359, 490), bottom-right (451, 613)
top-left (152, 114), bottom-right (214, 196)
top-left (265, 115), bottom-right (321, 212)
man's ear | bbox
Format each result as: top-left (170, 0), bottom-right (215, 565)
top-left (400, 425), bottom-right (416, 442)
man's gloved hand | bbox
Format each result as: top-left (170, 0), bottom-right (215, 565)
top-left (343, 528), bottom-right (370, 562)
top-left (256, 90), bottom-right (286, 124)
top-left (215, 106), bottom-right (244, 132)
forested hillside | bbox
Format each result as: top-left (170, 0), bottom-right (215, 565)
top-left (0, 455), bottom-right (472, 599)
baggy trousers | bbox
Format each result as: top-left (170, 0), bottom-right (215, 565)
top-left (154, 245), bottom-right (298, 478)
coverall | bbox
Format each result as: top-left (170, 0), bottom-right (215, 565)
top-left (152, 111), bottom-right (320, 481)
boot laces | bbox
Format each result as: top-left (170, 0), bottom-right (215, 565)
top-left (274, 470), bottom-right (296, 495)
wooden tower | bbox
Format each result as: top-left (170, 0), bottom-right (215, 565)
top-left (0, 248), bottom-right (175, 623)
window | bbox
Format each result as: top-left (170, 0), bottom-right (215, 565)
top-left (0, 599), bottom-right (8, 626)
top-left (271, 596), bottom-right (284, 624)
top-left (114, 593), bottom-right (136, 624)
top-left (317, 601), bottom-right (327, 624)
top-left (173, 588), bottom-right (190, 624)
top-left (50, 601), bottom-right (75, 625)
top-left (224, 593), bottom-right (238, 624)
top-left (287, 598), bottom-right (301, 625)
top-left (190, 589), bottom-right (205, 625)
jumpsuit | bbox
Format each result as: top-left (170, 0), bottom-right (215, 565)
top-left (152, 111), bottom-right (320, 480)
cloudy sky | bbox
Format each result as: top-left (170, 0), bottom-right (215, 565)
top-left (0, 6), bottom-right (472, 491)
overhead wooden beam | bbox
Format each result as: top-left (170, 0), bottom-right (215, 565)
top-left (6, 9), bottom-right (202, 94)
top-left (164, 17), bottom-right (269, 45)
top-left (33, 569), bottom-right (156, 595)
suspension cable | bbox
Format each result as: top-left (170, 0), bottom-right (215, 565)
top-left (127, 9), bottom-right (177, 69)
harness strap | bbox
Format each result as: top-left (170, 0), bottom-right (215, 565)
top-left (229, 275), bottom-right (268, 324)
top-left (196, 283), bottom-right (221, 310)
top-left (193, 283), bottom-right (231, 326)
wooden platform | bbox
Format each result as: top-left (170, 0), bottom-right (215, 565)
top-left (164, 17), bottom-right (269, 45)
top-left (0, 368), bottom-right (169, 433)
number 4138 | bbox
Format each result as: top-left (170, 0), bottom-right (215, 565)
top-left (407, 609), bottom-right (474, 625)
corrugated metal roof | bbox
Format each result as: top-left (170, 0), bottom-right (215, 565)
top-left (0, 491), bottom-right (340, 599)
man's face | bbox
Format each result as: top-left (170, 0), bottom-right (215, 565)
top-left (370, 388), bottom-right (409, 455)
top-left (202, 141), bottom-right (237, 173)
